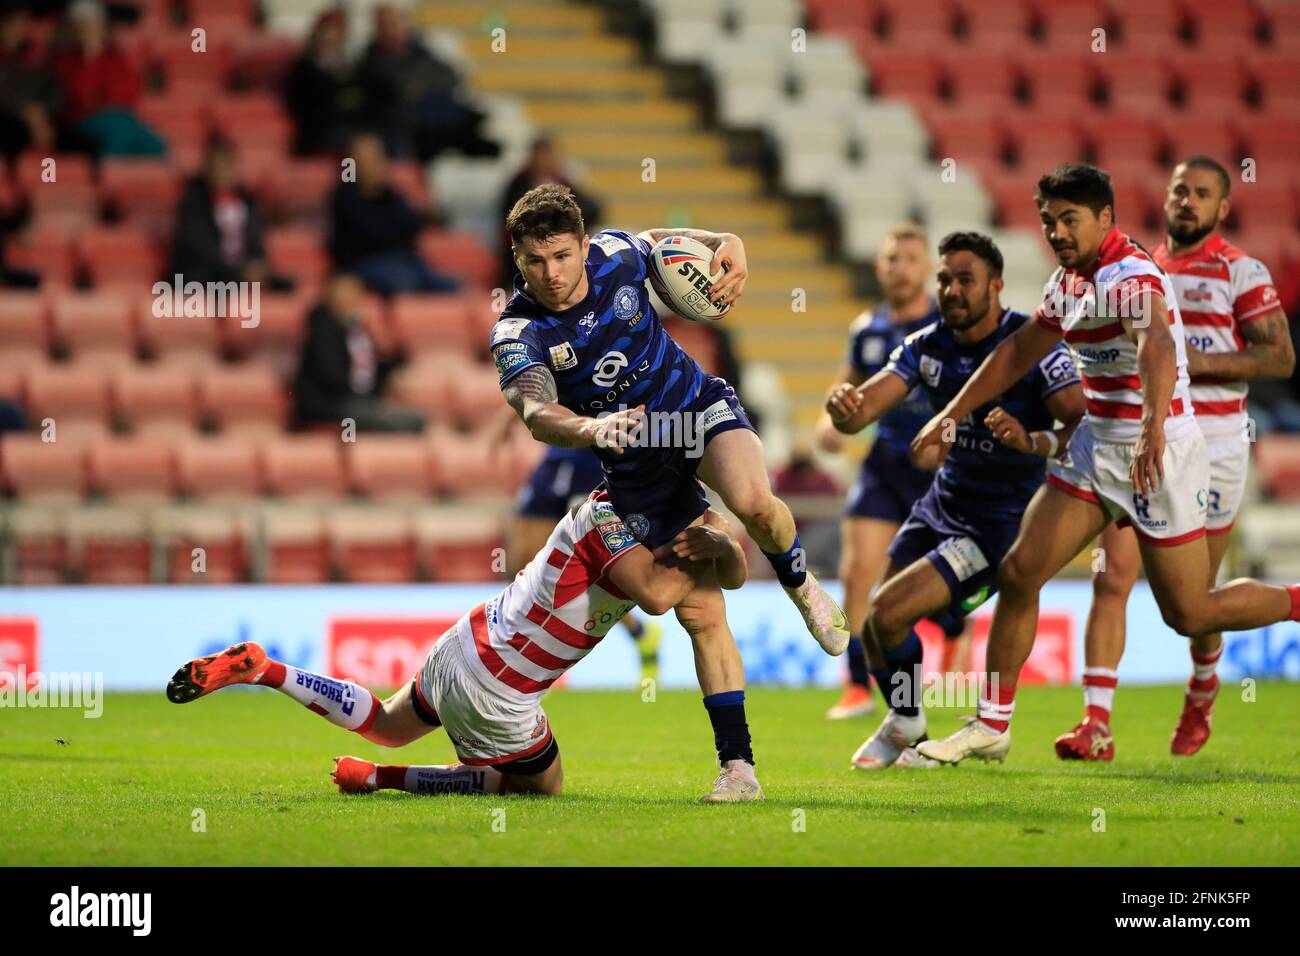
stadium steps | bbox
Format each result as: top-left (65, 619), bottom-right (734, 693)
top-left (421, 0), bottom-right (866, 431)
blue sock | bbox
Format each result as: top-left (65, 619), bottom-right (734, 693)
top-left (871, 666), bottom-right (893, 702)
top-left (703, 690), bottom-right (753, 765)
top-left (763, 535), bottom-right (807, 588)
top-left (881, 631), bottom-right (923, 717)
top-left (846, 636), bottom-right (870, 688)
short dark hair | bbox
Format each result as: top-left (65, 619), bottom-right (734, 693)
top-left (1177, 155), bottom-right (1231, 197)
top-left (937, 231), bottom-right (1004, 277)
top-left (1035, 163), bottom-right (1115, 219)
top-left (506, 184), bottom-right (585, 247)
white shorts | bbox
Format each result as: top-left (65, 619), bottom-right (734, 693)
top-left (415, 627), bottom-right (554, 768)
top-left (1201, 429), bottom-right (1250, 534)
top-left (1047, 420), bottom-right (1209, 546)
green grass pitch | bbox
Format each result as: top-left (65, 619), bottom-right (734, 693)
top-left (5, 684), bottom-right (1299, 866)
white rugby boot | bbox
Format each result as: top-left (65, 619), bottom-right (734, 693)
top-left (893, 747), bottom-right (940, 769)
top-left (915, 720), bottom-right (1011, 765)
top-left (783, 571), bottom-right (850, 655)
top-left (850, 707), bottom-right (928, 770)
top-left (700, 759), bottom-right (764, 803)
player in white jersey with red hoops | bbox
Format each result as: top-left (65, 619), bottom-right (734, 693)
top-left (165, 495), bottom-right (762, 802)
top-left (1056, 157), bottom-right (1295, 761)
top-left (908, 163), bottom-right (1300, 766)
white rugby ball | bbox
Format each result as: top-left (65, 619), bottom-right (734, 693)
top-left (647, 235), bottom-right (731, 322)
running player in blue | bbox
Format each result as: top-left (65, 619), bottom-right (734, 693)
top-left (493, 186), bottom-right (848, 797)
top-left (825, 232), bottom-right (1085, 769)
top-left (815, 223), bottom-right (969, 721)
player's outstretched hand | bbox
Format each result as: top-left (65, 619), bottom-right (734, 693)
top-left (591, 404), bottom-right (646, 454)
top-left (911, 411), bottom-right (955, 469)
top-left (825, 383), bottom-right (864, 429)
top-left (671, 513), bottom-right (736, 561)
top-left (708, 234), bottom-right (748, 308)
top-left (1130, 418), bottom-right (1165, 497)
top-left (984, 406), bottom-right (1032, 454)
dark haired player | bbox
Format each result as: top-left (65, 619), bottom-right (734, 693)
top-left (912, 164), bottom-right (1300, 765)
top-left (1056, 157), bottom-right (1295, 761)
top-left (491, 185), bottom-right (850, 785)
top-left (827, 232), bottom-right (1084, 768)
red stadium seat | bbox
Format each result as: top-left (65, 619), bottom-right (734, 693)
top-left (136, 94), bottom-right (212, 160)
top-left (1254, 435), bottom-right (1300, 500)
top-left (388, 160), bottom-right (432, 210)
top-left (1083, 115), bottom-right (1164, 170)
top-left (261, 158), bottom-right (337, 223)
top-left (265, 228), bottom-right (331, 289)
top-left (389, 293), bottom-right (474, 356)
top-left (1174, 59), bottom-right (1250, 111)
top-left (417, 507), bottom-right (506, 583)
top-left (197, 363), bottom-right (289, 434)
top-left (8, 507), bottom-right (69, 584)
top-left (805, 0), bottom-right (872, 32)
top-left (223, 293), bottom-right (309, 379)
top-left (1253, 52), bottom-right (1300, 112)
top-left (99, 158), bottom-right (183, 234)
top-left (956, 0), bottom-right (1036, 51)
top-left (445, 363), bottom-right (507, 431)
top-left (1111, 0), bottom-right (1186, 48)
top-left (919, 104), bottom-right (1009, 171)
top-left (229, 32), bottom-right (299, 90)
top-left (1225, 183), bottom-right (1299, 232)
top-left (984, 169), bottom-right (1048, 229)
top-left (0, 292), bottom-right (50, 362)
top-left (385, 354), bottom-right (460, 424)
top-left (176, 435), bottom-right (263, 498)
top-left (1185, 0), bottom-right (1264, 51)
top-left (1099, 52), bottom-right (1176, 115)
top-left (0, 434), bottom-right (87, 500)
top-left (429, 426), bottom-right (519, 497)
top-left (262, 435), bottom-right (347, 499)
top-left (938, 50), bottom-right (1020, 105)
top-left (3, 222), bottom-right (78, 286)
top-left (161, 508), bottom-right (248, 583)
top-left (418, 231), bottom-right (498, 290)
top-left (1260, 0), bottom-right (1300, 50)
top-left (49, 291), bottom-right (136, 361)
top-left (211, 94), bottom-right (294, 154)
top-left (865, 49), bottom-right (944, 102)
top-left (24, 362), bottom-right (112, 434)
top-left (330, 509), bottom-right (418, 583)
top-left (77, 226), bottom-right (162, 289)
top-left (14, 153), bottom-right (98, 223)
top-left (87, 435), bottom-right (177, 500)
top-left (70, 507), bottom-right (154, 584)
top-left (151, 31), bottom-right (233, 91)
top-left (346, 435), bottom-right (436, 499)
top-left (876, 0), bottom-right (959, 46)
top-left (1036, 0), bottom-right (1114, 51)
top-left (263, 508), bottom-right (331, 583)
top-left (1002, 111), bottom-right (1088, 170)
top-left (110, 363), bottom-right (199, 435)
top-left (1233, 116), bottom-right (1300, 165)
top-left (1157, 117), bottom-right (1239, 168)
top-left (1018, 51), bottom-right (1099, 112)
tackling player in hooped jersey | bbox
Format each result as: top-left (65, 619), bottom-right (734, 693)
top-left (490, 186), bottom-right (849, 648)
top-left (909, 164), bottom-right (1300, 767)
top-left (1056, 157), bottom-right (1296, 763)
top-left (826, 231), bottom-right (1085, 769)
top-left (165, 495), bottom-right (762, 802)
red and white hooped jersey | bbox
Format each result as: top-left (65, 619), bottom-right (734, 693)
top-left (1154, 233), bottom-right (1282, 438)
top-left (1034, 227), bottom-right (1197, 443)
top-left (456, 490), bottom-right (640, 700)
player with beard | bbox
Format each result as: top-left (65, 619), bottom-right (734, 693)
top-left (825, 232), bottom-right (1084, 769)
top-left (1055, 157), bottom-right (1295, 761)
top-left (814, 223), bottom-right (970, 721)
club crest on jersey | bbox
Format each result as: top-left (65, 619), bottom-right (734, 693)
top-left (626, 513), bottom-right (650, 542)
top-left (919, 355), bottom-right (943, 388)
top-left (549, 341), bottom-right (577, 371)
top-left (613, 285), bottom-right (640, 321)
top-left (862, 338), bottom-right (886, 366)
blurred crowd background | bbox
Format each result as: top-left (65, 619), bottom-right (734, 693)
top-left (0, 0), bottom-right (1297, 586)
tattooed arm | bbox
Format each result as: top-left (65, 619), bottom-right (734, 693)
top-left (1185, 309), bottom-right (1295, 380)
top-left (501, 364), bottom-right (644, 454)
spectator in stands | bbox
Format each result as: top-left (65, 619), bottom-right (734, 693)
top-left (357, 4), bottom-right (498, 163)
top-left (168, 136), bottom-right (270, 288)
top-left (0, 10), bottom-right (59, 161)
top-left (498, 135), bottom-right (603, 285)
top-left (328, 131), bottom-right (458, 295)
top-left (0, 180), bottom-right (38, 288)
top-left (50, 0), bottom-right (164, 157)
top-left (285, 7), bottom-right (364, 156)
top-left (293, 271), bottom-right (425, 433)
top-left (772, 444), bottom-right (840, 499)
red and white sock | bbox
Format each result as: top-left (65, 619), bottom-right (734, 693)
top-left (977, 677), bottom-right (1016, 733)
top-left (1189, 643), bottom-right (1222, 697)
top-left (255, 661), bottom-right (379, 733)
top-left (374, 763), bottom-right (507, 796)
top-left (1082, 667), bottom-right (1118, 724)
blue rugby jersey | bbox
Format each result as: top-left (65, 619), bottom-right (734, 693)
top-left (847, 300), bottom-right (940, 457)
top-left (490, 229), bottom-right (708, 475)
top-left (884, 309), bottom-right (1079, 523)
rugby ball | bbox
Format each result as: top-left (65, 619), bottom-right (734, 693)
top-left (647, 235), bottom-right (731, 322)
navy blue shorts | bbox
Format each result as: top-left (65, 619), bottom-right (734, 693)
top-left (846, 444), bottom-right (934, 524)
top-left (515, 448), bottom-right (605, 519)
top-left (602, 376), bottom-right (755, 550)
top-left (887, 485), bottom-right (1022, 621)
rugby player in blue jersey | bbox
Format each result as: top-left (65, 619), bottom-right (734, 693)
top-left (814, 223), bottom-right (971, 721)
top-left (826, 232), bottom-right (1085, 769)
top-left (491, 185), bottom-right (849, 798)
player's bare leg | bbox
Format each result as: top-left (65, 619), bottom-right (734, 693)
top-left (698, 429), bottom-right (849, 654)
top-left (1170, 531), bottom-right (1232, 755)
top-left (918, 484), bottom-right (1111, 765)
top-left (827, 517), bottom-right (892, 718)
top-left (673, 565), bottom-right (763, 803)
top-left (1140, 537), bottom-right (1293, 637)
top-left (852, 557), bottom-right (954, 769)
top-left (333, 752), bottom-right (563, 796)
top-left (1057, 523), bottom-right (1139, 761)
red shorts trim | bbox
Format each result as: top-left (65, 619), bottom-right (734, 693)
top-left (1205, 523), bottom-right (1234, 537)
top-left (456, 729), bottom-right (555, 767)
top-left (1046, 473), bottom-right (1102, 504)
top-left (1133, 526), bottom-right (1207, 547)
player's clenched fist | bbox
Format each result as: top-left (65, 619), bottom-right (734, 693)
top-left (708, 234), bottom-right (748, 308)
top-left (825, 383), bottom-right (864, 430)
top-left (671, 521), bottom-right (736, 561)
top-left (589, 404), bottom-right (646, 454)
top-left (985, 406), bottom-right (1031, 454)
top-left (910, 411), bottom-right (954, 469)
